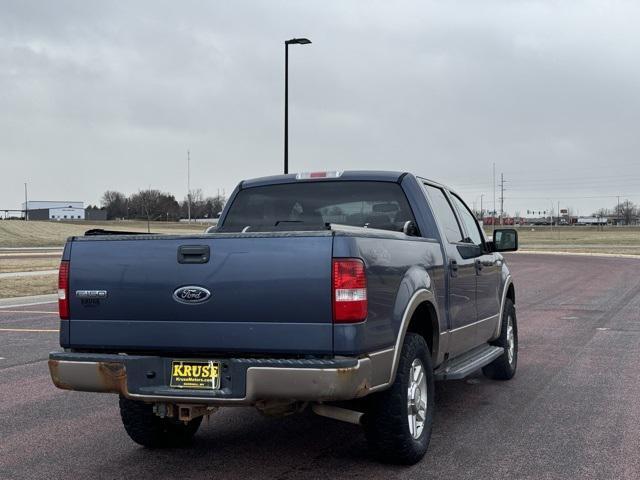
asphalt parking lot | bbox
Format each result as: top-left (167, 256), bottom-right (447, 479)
top-left (1, 253), bottom-right (639, 480)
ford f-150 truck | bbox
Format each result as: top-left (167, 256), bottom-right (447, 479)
top-left (49, 170), bottom-right (519, 464)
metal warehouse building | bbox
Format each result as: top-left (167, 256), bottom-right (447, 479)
top-left (22, 201), bottom-right (85, 221)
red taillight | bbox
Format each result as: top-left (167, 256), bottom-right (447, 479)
top-left (332, 258), bottom-right (367, 323)
top-left (58, 260), bottom-right (70, 320)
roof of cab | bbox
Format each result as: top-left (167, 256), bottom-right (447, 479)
top-left (241, 170), bottom-right (408, 189)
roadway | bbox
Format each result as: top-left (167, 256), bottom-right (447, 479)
top-left (1, 253), bottom-right (639, 479)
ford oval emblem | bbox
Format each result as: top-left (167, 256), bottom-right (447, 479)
top-left (173, 286), bottom-right (211, 305)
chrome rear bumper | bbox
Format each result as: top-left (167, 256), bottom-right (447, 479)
top-left (48, 351), bottom-right (392, 405)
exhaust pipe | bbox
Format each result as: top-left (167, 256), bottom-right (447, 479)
top-left (312, 404), bottom-right (363, 425)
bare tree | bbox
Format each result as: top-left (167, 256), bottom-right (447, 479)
top-left (128, 189), bottom-right (165, 231)
top-left (205, 195), bottom-right (226, 218)
top-left (101, 190), bottom-right (128, 219)
top-left (139, 189), bottom-right (161, 232)
top-left (616, 200), bottom-right (638, 225)
top-left (105, 187), bottom-right (224, 223)
top-left (181, 188), bottom-right (216, 219)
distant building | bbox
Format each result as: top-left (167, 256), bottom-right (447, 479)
top-left (85, 207), bottom-right (108, 221)
top-left (22, 201), bottom-right (85, 221)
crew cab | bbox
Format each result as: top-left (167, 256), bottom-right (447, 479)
top-left (49, 171), bottom-right (518, 464)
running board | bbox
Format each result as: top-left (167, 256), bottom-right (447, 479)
top-left (434, 345), bottom-right (504, 380)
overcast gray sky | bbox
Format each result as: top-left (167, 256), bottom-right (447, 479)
top-left (1, 0), bottom-right (639, 217)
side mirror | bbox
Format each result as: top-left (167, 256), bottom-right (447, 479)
top-left (402, 220), bottom-right (419, 237)
top-left (457, 243), bottom-right (482, 259)
top-left (492, 228), bottom-right (518, 252)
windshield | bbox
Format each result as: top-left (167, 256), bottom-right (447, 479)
top-left (218, 181), bottom-right (417, 233)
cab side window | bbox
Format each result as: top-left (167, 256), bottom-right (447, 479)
top-left (423, 184), bottom-right (464, 243)
top-left (451, 194), bottom-right (483, 246)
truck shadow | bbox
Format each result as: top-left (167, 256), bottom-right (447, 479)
top-left (104, 374), bottom-right (508, 480)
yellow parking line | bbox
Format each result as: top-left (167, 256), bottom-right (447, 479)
top-left (0, 328), bottom-right (59, 333)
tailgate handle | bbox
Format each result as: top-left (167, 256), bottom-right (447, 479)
top-left (178, 245), bottom-right (210, 264)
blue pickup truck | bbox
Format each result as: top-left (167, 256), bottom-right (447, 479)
top-left (49, 170), bottom-right (518, 464)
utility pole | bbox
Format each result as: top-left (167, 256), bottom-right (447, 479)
top-left (187, 150), bottom-right (191, 223)
top-left (480, 194), bottom-right (484, 220)
top-left (492, 163), bottom-right (496, 224)
top-left (617, 195), bottom-right (620, 225)
top-left (499, 173), bottom-right (505, 226)
top-left (24, 182), bottom-right (28, 221)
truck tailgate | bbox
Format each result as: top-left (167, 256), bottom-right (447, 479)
top-left (67, 233), bottom-right (334, 354)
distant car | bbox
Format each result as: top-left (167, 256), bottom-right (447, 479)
top-left (49, 171), bottom-right (519, 464)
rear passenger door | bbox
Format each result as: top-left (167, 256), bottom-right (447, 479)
top-left (422, 183), bottom-right (478, 356)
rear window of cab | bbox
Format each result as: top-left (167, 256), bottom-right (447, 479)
top-left (218, 181), bottom-right (417, 233)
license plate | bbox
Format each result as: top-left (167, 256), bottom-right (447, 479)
top-left (170, 360), bottom-right (220, 390)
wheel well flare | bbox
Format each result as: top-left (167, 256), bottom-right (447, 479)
top-left (406, 302), bottom-right (438, 361)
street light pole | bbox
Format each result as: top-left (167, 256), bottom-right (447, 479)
top-left (284, 44), bottom-right (288, 175)
top-left (284, 37), bottom-right (311, 175)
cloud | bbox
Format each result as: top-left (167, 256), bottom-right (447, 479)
top-left (1, 0), bottom-right (639, 216)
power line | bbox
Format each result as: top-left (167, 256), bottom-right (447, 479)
top-left (504, 194), bottom-right (640, 200)
top-left (451, 173), bottom-right (640, 189)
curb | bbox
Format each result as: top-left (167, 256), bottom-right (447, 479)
top-left (0, 247), bottom-right (63, 251)
top-left (0, 270), bottom-right (58, 279)
top-left (0, 253), bottom-right (62, 258)
top-left (513, 250), bottom-right (640, 260)
top-left (0, 294), bottom-right (58, 309)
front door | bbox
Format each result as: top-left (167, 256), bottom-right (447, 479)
top-left (449, 193), bottom-right (501, 344)
top-left (422, 184), bottom-right (478, 356)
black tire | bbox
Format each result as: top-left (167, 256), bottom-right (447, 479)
top-left (482, 298), bottom-right (518, 380)
top-left (119, 397), bottom-right (202, 448)
top-left (363, 333), bottom-right (435, 465)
